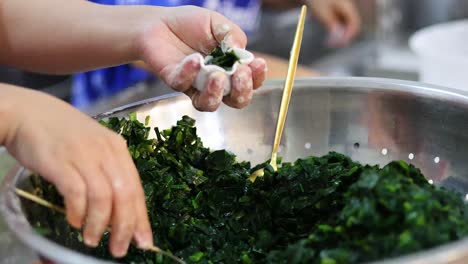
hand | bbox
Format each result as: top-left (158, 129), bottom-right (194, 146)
top-left (306, 0), bottom-right (361, 47)
top-left (135, 6), bottom-right (267, 112)
top-left (1, 85), bottom-right (152, 258)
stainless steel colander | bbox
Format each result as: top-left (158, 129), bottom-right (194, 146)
top-left (2, 77), bottom-right (468, 264)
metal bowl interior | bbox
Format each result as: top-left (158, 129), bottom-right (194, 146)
top-left (3, 77), bottom-right (468, 264)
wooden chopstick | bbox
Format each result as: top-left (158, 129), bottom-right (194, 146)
top-left (249, 5), bottom-right (307, 182)
top-left (14, 188), bottom-right (185, 264)
top-left (270, 5), bottom-right (307, 171)
top-left (15, 188), bottom-right (66, 214)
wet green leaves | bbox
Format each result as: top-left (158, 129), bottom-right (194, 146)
top-left (34, 115), bottom-right (468, 264)
top-left (205, 46), bottom-right (240, 71)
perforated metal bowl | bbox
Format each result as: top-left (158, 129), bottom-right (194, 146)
top-left (2, 77), bottom-right (468, 264)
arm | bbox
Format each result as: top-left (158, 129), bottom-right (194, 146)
top-left (0, 1), bottom-right (266, 111)
top-left (0, 0), bottom-right (150, 74)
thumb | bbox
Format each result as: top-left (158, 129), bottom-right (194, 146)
top-left (210, 11), bottom-right (247, 49)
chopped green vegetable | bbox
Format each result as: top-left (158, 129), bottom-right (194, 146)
top-left (34, 226), bottom-right (52, 236)
top-left (205, 46), bottom-right (239, 71)
top-left (31, 114), bottom-right (468, 264)
top-left (145, 116), bottom-right (151, 126)
top-left (189, 252), bottom-right (205, 262)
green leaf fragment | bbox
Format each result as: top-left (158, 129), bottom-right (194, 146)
top-left (189, 252), bottom-right (205, 262)
top-left (34, 227), bottom-right (52, 236)
top-left (129, 112), bottom-right (137, 121)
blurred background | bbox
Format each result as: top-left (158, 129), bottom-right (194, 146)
top-left (1, 0), bottom-right (468, 115)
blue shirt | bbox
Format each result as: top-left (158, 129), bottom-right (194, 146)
top-left (71, 0), bottom-right (261, 109)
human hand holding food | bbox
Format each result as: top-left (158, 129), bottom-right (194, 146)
top-left (136, 6), bottom-right (267, 111)
top-left (0, 1), bottom-right (267, 112)
top-left (0, 84), bottom-right (152, 258)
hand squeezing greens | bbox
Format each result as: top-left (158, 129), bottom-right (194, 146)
top-left (31, 115), bottom-right (468, 264)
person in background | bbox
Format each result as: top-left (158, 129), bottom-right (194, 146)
top-left (72, 0), bottom-right (361, 109)
top-left (262, 0), bottom-right (361, 47)
top-left (0, 0), bottom-right (266, 258)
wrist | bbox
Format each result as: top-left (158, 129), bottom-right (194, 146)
top-left (79, 4), bottom-right (164, 66)
top-left (0, 84), bottom-right (21, 147)
top-left (100, 5), bottom-right (166, 63)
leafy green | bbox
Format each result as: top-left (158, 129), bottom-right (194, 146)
top-left (31, 115), bottom-right (468, 264)
top-left (205, 46), bottom-right (239, 71)
top-left (34, 226), bottom-right (52, 236)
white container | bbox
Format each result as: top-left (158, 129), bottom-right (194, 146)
top-left (193, 47), bottom-right (254, 96)
top-left (409, 19), bottom-right (468, 91)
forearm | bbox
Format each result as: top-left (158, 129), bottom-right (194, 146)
top-left (0, 0), bottom-right (161, 74)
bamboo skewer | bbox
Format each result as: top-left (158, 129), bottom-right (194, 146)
top-left (14, 188), bottom-right (186, 264)
top-left (15, 188), bottom-right (66, 214)
top-left (249, 5), bottom-right (307, 182)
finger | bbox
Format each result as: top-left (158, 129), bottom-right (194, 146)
top-left (337, 1), bottom-right (361, 42)
top-left (109, 182), bottom-right (137, 258)
top-left (223, 65), bottom-right (253, 109)
top-left (46, 164), bottom-right (87, 229)
top-left (62, 169), bottom-right (87, 229)
top-left (327, 24), bottom-right (348, 48)
top-left (132, 189), bottom-right (153, 250)
top-left (106, 137), bottom-right (139, 257)
top-left (80, 163), bottom-right (113, 248)
top-left (210, 12), bottom-right (247, 48)
top-left (113, 138), bottom-right (153, 250)
top-left (311, 4), bottom-right (339, 33)
top-left (190, 71), bottom-right (226, 112)
top-left (248, 58), bottom-right (267, 90)
top-left (162, 54), bottom-right (201, 92)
